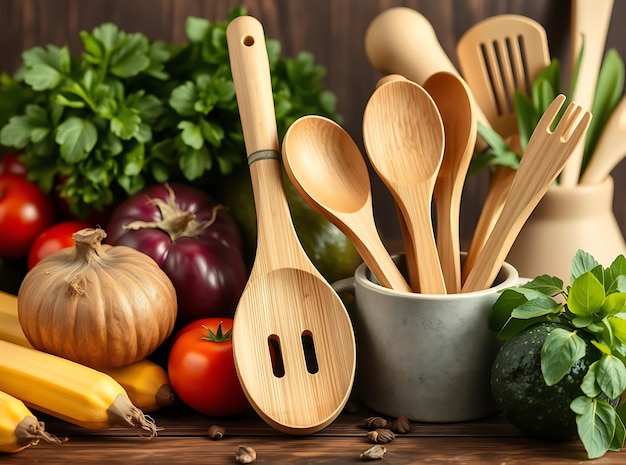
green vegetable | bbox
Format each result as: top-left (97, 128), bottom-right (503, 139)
top-left (0, 7), bottom-right (341, 218)
top-left (491, 322), bottom-right (606, 443)
top-left (473, 42), bottom-right (624, 183)
top-left (490, 250), bottom-right (626, 459)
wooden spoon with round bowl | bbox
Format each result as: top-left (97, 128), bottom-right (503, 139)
top-left (282, 115), bottom-right (411, 292)
top-left (363, 78), bottom-right (447, 294)
top-left (372, 74), bottom-right (419, 291)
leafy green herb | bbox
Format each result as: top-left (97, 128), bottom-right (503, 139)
top-left (490, 250), bottom-right (626, 459)
top-left (473, 40), bottom-right (624, 183)
top-left (0, 6), bottom-right (341, 218)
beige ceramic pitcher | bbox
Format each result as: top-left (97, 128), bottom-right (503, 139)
top-left (506, 176), bottom-right (626, 283)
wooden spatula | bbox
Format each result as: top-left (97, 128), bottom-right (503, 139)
top-left (456, 14), bottom-right (550, 267)
top-left (226, 15), bottom-right (356, 435)
top-left (456, 14), bottom-right (550, 137)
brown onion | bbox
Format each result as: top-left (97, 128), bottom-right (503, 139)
top-left (17, 227), bottom-right (177, 368)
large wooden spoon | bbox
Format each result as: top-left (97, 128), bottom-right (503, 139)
top-left (363, 79), bottom-right (446, 294)
top-left (364, 6), bottom-right (490, 127)
top-left (226, 15), bottom-right (356, 434)
top-left (373, 75), bottom-right (420, 291)
top-left (365, 7), bottom-right (458, 85)
top-left (282, 115), bottom-right (411, 292)
top-left (423, 72), bottom-right (477, 293)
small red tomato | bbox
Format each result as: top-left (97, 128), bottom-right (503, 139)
top-left (0, 174), bottom-right (55, 259)
top-left (27, 220), bottom-right (92, 269)
top-left (0, 153), bottom-right (27, 176)
top-left (168, 318), bottom-right (250, 417)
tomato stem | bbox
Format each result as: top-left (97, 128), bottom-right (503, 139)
top-left (202, 322), bottom-right (232, 342)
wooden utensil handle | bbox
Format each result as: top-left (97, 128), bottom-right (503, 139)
top-left (365, 7), bottom-right (490, 129)
top-left (227, 16), bottom-right (278, 157)
top-left (365, 7), bottom-right (457, 84)
top-left (227, 16), bottom-right (310, 272)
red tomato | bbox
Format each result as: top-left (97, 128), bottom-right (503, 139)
top-left (0, 153), bottom-right (27, 176)
top-left (27, 220), bottom-right (92, 269)
top-left (168, 318), bottom-right (250, 417)
top-left (0, 174), bottom-right (55, 259)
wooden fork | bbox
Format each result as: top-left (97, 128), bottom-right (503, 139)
top-left (462, 95), bottom-right (591, 292)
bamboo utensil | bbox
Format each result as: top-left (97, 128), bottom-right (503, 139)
top-left (457, 15), bottom-right (550, 138)
top-left (226, 15), bottom-right (356, 434)
top-left (365, 7), bottom-right (459, 85)
top-left (363, 79), bottom-right (447, 294)
top-left (282, 115), bottom-right (411, 292)
top-left (456, 14), bottom-right (550, 266)
top-left (580, 92), bottom-right (626, 185)
top-left (462, 95), bottom-right (592, 292)
top-left (560, 0), bottom-right (614, 186)
top-left (364, 6), bottom-right (490, 128)
top-left (373, 74), bottom-right (420, 291)
top-left (423, 72), bottom-right (477, 293)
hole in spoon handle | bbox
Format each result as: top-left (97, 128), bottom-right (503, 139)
top-left (227, 16), bottom-right (278, 157)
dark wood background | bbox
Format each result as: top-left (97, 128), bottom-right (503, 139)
top-left (1, 0), bottom-right (625, 245)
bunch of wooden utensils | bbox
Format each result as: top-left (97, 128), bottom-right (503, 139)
top-left (284, 5), bottom-right (620, 294)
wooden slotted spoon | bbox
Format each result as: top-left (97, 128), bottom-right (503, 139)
top-left (462, 95), bottom-right (592, 292)
top-left (282, 115), bottom-right (411, 293)
top-left (363, 79), bottom-right (447, 294)
top-left (456, 14), bottom-right (550, 269)
top-left (226, 15), bottom-right (356, 435)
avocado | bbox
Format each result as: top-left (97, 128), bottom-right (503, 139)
top-left (491, 322), bottom-right (603, 442)
top-left (212, 165), bottom-right (363, 284)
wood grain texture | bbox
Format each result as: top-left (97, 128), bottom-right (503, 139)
top-left (426, 72), bottom-right (477, 294)
top-left (0, 0), bottom-right (625, 247)
top-left (2, 407), bottom-right (623, 464)
top-left (226, 15), bottom-right (355, 434)
top-left (281, 115), bottom-right (412, 292)
top-left (462, 96), bottom-right (592, 291)
top-left (363, 79), bottom-right (447, 293)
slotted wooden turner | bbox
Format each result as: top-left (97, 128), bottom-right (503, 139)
top-left (226, 15), bottom-right (356, 435)
top-left (457, 15), bottom-right (550, 268)
top-left (456, 14), bottom-right (550, 137)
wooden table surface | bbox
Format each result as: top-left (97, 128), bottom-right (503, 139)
top-left (4, 398), bottom-right (622, 464)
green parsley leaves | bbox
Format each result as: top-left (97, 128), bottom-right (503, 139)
top-left (0, 7), bottom-right (340, 218)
